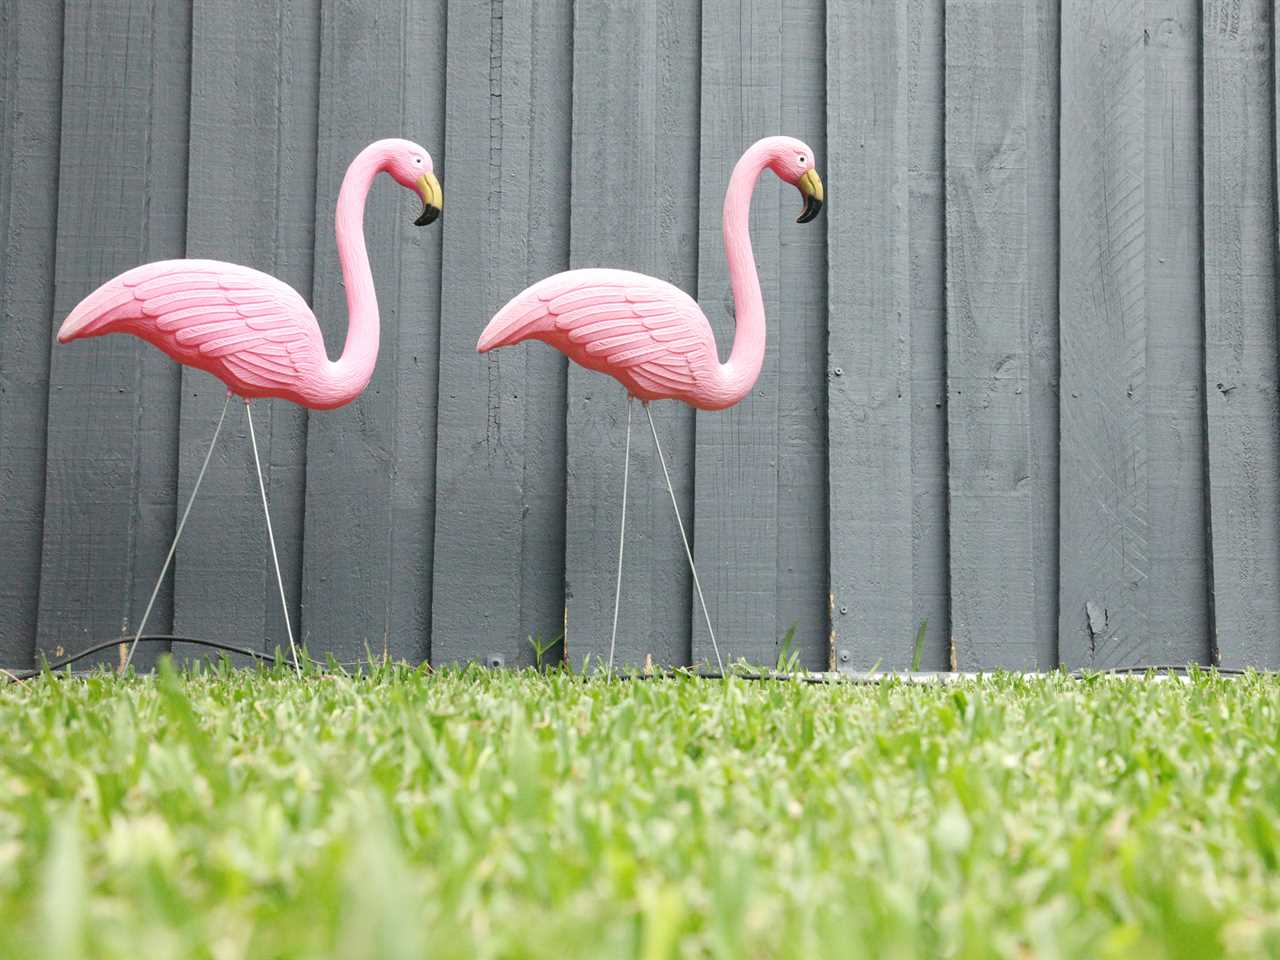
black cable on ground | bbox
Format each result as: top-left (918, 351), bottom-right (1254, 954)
top-left (2, 635), bottom-right (295, 681)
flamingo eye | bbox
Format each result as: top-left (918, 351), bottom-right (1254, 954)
top-left (798, 155), bottom-right (806, 165)
top-left (413, 156), bottom-right (423, 165)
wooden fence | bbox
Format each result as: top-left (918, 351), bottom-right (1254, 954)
top-left (1, 0), bottom-right (1276, 672)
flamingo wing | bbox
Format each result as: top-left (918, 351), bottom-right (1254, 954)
top-left (58, 259), bottom-right (327, 398)
top-left (477, 269), bottom-right (719, 402)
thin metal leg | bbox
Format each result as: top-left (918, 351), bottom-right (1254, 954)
top-left (122, 391), bottom-right (232, 673)
top-left (607, 396), bottom-right (634, 675)
top-left (245, 400), bottom-right (300, 670)
top-left (643, 401), bottom-right (724, 675)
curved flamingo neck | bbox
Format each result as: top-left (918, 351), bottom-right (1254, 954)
top-left (716, 140), bottom-right (773, 405)
top-left (324, 142), bottom-right (389, 404)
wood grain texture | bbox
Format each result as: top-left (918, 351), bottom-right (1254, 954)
top-left (173, 0), bottom-right (320, 665)
top-left (1202, 0), bottom-right (1278, 669)
top-left (1025, 0), bottom-right (1061, 669)
top-left (564, 0), bottom-right (701, 669)
top-left (945, 0), bottom-right (1054, 669)
top-left (695, 0), bottom-right (829, 669)
top-left (35, 0), bottom-right (191, 670)
top-left (1058, 0), bottom-right (1147, 669)
top-left (907, 0), bottom-right (952, 672)
top-left (1146, 0), bottom-right (1209, 665)
top-left (828, 0), bottom-right (912, 671)
top-left (299, 0), bottom-right (445, 662)
top-left (0, 0), bottom-right (62, 669)
top-left (430, 0), bottom-right (572, 667)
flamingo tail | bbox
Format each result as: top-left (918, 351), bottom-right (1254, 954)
top-left (57, 282), bottom-right (136, 343)
top-left (476, 296), bottom-right (548, 353)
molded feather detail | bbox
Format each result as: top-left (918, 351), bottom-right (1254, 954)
top-left (57, 258), bottom-right (329, 404)
top-left (477, 268), bottom-right (720, 405)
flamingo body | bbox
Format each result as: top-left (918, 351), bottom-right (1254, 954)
top-left (478, 268), bottom-right (735, 409)
top-left (58, 259), bottom-right (345, 407)
top-left (477, 136), bottom-right (823, 413)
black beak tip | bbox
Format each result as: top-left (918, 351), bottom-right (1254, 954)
top-left (414, 204), bottom-right (441, 227)
top-left (796, 196), bottom-right (823, 224)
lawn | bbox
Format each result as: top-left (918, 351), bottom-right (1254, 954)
top-left (1, 664), bottom-right (1278, 959)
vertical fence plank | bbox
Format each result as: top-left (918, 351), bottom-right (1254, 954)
top-left (907, 0), bottom-right (952, 671)
top-left (774, 0), bottom-right (830, 669)
top-left (695, 0), bottom-right (829, 669)
top-left (564, 0), bottom-right (701, 670)
top-left (1202, 0), bottom-right (1278, 669)
top-left (1146, 0), bottom-right (1209, 666)
top-left (431, 0), bottom-right (572, 668)
top-left (0, 0), bottom-right (62, 669)
top-left (35, 0), bottom-right (190, 670)
top-left (1058, 0), bottom-right (1146, 669)
top-left (1026, 0), bottom-right (1062, 669)
top-left (299, 0), bottom-right (445, 663)
top-left (944, 0), bottom-right (1040, 669)
top-left (828, 0), bottom-right (911, 671)
top-left (173, 0), bottom-right (320, 664)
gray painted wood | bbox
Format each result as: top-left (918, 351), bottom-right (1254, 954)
top-left (772, 0), bottom-right (830, 671)
top-left (6, 0), bottom-right (1280, 674)
top-left (1025, 0), bottom-right (1061, 670)
top-left (1146, 0), bottom-right (1210, 665)
top-left (563, 0), bottom-right (701, 670)
top-left (299, 0), bottom-right (446, 664)
top-left (1202, 0), bottom-right (1279, 669)
top-left (431, 0), bottom-right (572, 668)
top-left (0, 0), bottom-right (62, 670)
top-left (173, 0), bottom-right (320, 665)
top-left (907, 0), bottom-right (952, 672)
top-left (695, 0), bottom-right (829, 670)
top-left (827, 0), bottom-right (912, 672)
top-left (945, 0), bottom-right (1039, 669)
top-left (1058, 0), bottom-right (1147, 669)
top-left (35, 0), bottom-right (190, 670)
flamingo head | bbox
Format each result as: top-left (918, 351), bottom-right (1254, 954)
top-left (380, 139), bottom-right (442, 226)
top-left (764, 137), bottom-right (824, 224)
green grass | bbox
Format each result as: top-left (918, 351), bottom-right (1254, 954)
top-left (1, 664), bottom-right (1279, 959)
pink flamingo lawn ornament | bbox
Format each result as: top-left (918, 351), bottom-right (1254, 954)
top-left (57, 138), bottom-right (443, 672)
top-left (476, 136), bottom-right (823, 674)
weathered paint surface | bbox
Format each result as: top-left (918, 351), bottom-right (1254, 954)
top-left (1059, 0), bottom-right (1148, 669)
top-left (3, 0), bottom-right (1279, 671)
top-left (827, 0), bottom-right (912, 671)
top-left (431, 0), bottom-right (571, 667)
top-left (0, 0), bottom-right (63, 668)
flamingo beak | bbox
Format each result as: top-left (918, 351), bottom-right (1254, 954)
top-left (415, 172), bottom-right (442, 226)
top-left (796, 169), bottom-right (824, 224)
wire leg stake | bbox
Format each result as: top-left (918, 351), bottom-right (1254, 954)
top-left (123, 391), bottom-right (233, 673)
top-left (245, 400), bottom-right (300, 670)
top-left (607, 396), bottom-right (634, 676)
top-left (644, 401), bottom-right (724, 675)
